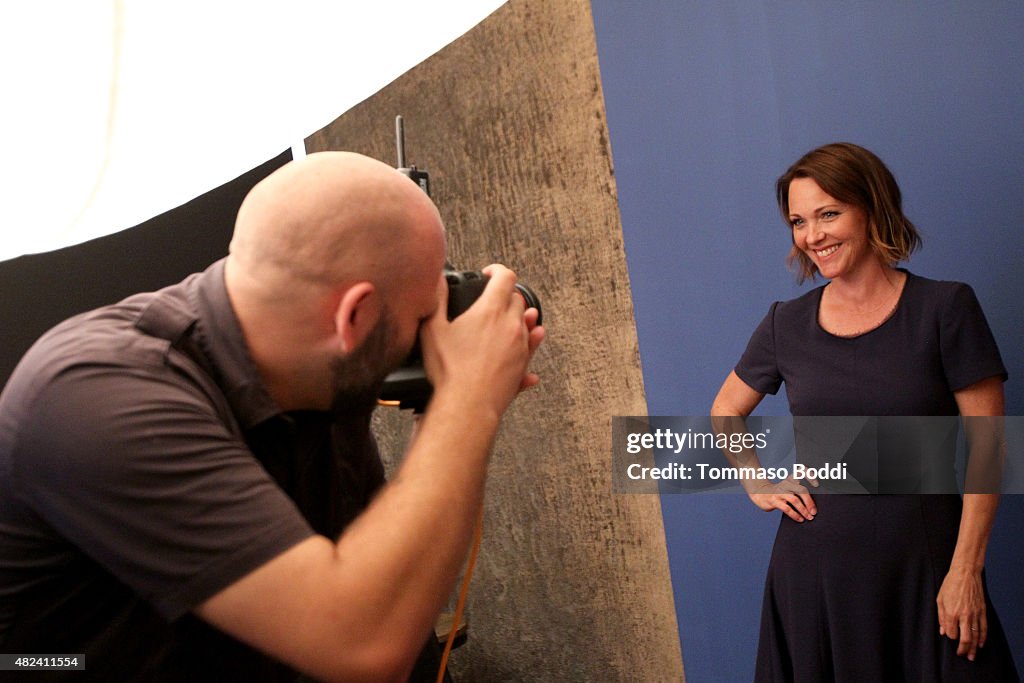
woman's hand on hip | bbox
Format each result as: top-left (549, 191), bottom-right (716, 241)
top-left (746, 477), bottom-right (817, 522)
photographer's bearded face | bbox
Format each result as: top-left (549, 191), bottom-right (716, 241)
top-left (329, 307), bottom-right (408, 414)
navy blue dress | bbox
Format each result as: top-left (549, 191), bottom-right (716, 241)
top-left (735, 271), bottom-right (1018, 682)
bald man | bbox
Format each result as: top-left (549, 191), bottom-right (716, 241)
top-left (0, 152), bottom-right (544, 680)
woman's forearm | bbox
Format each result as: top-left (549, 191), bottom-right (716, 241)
top-left (950, 493), bottom-right (1000, 572)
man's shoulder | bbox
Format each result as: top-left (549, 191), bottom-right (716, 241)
top-left (0, 277), bottom-right (224, 454)
top-left (19, 267), bottom-right (209, 376)
top-left (6, 290), bottom-right (185, 396)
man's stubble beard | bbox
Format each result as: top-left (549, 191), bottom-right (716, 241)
top-left (328, 309), bottom-right (409, 415)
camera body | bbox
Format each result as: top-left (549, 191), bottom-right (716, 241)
top-left (379, 269), bottom-right (541, 412)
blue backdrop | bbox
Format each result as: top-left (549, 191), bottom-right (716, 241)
top-left (591, 2), bottom-right (1024, 680)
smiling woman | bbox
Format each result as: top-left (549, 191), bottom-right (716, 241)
top-left (711, 143), bottom-right (1019, 680)
top-left (787, 179), bottom-right (874, 282)
top-left (777, 142), bottom-right (922, 286)
top-left (778, 145), bottom-right (921, 338)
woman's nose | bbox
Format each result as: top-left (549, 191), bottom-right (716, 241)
top-left (805, 219), bottom-right (824, 244)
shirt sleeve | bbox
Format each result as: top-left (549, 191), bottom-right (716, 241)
top-left (735, 302), bottom-right (783, 395)
top-left (9, 362), bottom-right (315, 622)
top-left (939, 283), bottom-right (1008, 392)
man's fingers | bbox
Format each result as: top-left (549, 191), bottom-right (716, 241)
top-left (527, 324), bottom-right (545, 355)
top-left (517, 309), bottom-right (545, 393)
top-left (479, 264), bottom-right (518, 305)
top-left (426, 273), bottom-right (449, 324)
top-left (481, 263), bottom-right (513, 280)
top-left (519, 372), bottom-right (541, 392)
top-left (511, 289), bottom-right (527, 316)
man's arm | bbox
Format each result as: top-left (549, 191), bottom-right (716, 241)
top-left (197, 266), bottom-right (544, 681)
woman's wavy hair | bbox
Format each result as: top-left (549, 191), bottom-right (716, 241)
top-left (776, 142), bottom-right (922, 282)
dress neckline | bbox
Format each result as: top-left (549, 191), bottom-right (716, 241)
top-left (815, 269), bottom-right (912, 340)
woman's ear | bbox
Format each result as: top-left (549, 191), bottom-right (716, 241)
top-left (334, 281), bottom-right (378, 353)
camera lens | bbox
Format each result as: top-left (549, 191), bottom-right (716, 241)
top-left (515, 283), bottom-right (542, 325)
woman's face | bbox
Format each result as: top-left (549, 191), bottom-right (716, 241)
top-left (788, 177), bottom-right (874, 281)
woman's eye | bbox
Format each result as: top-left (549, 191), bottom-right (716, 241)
top-left (790, 218), bottom-right (804, 228)
top-left (821, 211), bottom-right (839, 219)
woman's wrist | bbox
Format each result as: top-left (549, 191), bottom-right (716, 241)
top-left (947, 556), bottom-right (984, 575)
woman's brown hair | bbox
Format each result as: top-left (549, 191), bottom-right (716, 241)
top-left (776, 142), bottom-right (922, 282)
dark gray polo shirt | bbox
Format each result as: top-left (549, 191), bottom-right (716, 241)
top-left (0, 259), bottom-right (385, 679)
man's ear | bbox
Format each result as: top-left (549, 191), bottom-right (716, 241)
top-left (334, 281), bottom-right (378, 353)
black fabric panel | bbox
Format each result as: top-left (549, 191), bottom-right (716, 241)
top-left (0, 150), bottom-right (291, 389)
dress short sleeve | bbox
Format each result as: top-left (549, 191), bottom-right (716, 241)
top-left (939, 283), bottom-right (1008, 391)
top-left (735, 302), bottom-right (783, 395)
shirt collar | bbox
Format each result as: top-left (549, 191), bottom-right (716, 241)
top-left (188, 258), bottom-right (284, 430)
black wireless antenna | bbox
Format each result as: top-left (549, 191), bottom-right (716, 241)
top-left (395, 115), bottom-right (431, 196)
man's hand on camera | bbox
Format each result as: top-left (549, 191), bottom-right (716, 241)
top-left (419, 264), bottom-right (545, 419)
